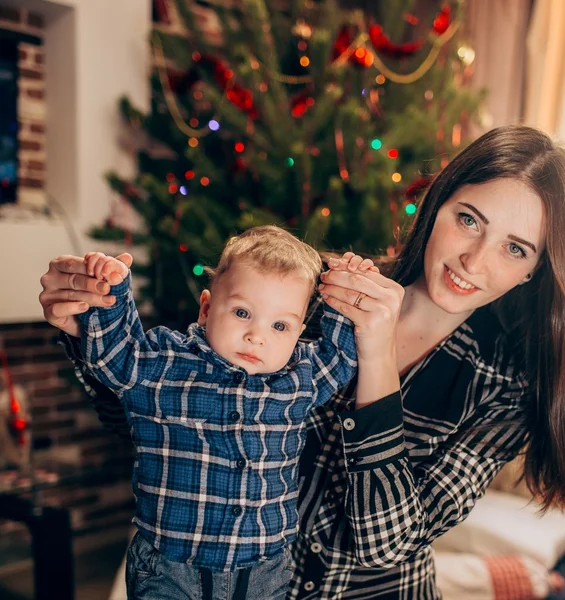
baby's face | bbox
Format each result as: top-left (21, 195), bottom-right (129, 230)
top-left (198, 264), bottom-right (311, 374)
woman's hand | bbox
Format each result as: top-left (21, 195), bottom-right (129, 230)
top-left (39, 253), bottom-right (133, 337)
top-left (319, 252), bottom-right (404, 406)
top-left (318, 252), bottom-right (404, 362)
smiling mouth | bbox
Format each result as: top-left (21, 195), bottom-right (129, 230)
top-left (444, 266), bottom-right (479, 293)
top-left (237, 353), bottom-right (261, 364)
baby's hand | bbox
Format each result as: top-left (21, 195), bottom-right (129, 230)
top-left (327, 252), bottom-right (379, 274)
top-left (84, 252), bottom-right (132, 286)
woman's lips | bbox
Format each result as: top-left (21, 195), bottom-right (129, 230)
top-left (443, 265), bottom-right (479, 296)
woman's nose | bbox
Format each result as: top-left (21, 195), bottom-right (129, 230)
top-left (459, 242), bottom-right (489, 275)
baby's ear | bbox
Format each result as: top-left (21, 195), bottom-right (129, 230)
top-left (300, 324), bottom-right (306, 334)
top-left (197, 290), bottom-right (212, 325)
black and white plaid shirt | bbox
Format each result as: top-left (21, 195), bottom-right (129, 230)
top-left (63, 300), bottom-right (529, 598)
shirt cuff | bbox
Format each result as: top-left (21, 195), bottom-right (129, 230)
top-left (58, 331), bottom-right (85, 363)
top-left (338, 392), bottom-right (407, 472)
top-left (108, 273), bottom-right (131, 296)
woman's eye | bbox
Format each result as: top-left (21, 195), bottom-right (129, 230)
top-left (234, 308), bottom-right (249, 319)
top-left (508, 243), bottom-right (527, 258)
top-left (273, 322), bottom-right (287, 332)
top-left (458, 212), bottom-right (477, 228)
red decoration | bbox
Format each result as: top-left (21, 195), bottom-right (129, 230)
top-left (153, 0), bottom-right (170, 25)
top-left (170, 54), bottom-right (259, 119)
top-left (1, 350), bottom-right (28, 446)
top-left (368, 25), bottom-right (423, 59)
top-left (290, 90), bottom-right (315, 118)
top-left (404, 176), bottom-right (432, 198)
top-left (432, 4), bottom-right (452, 35)
top-left (234, 158), bottom-right (247, 173)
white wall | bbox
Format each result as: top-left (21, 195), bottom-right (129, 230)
top-left (0, 0), bottom-right (151, 323)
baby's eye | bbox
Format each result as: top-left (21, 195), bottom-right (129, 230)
top-left (234, 308), bottom-right (249, 319)
top-left (273, 322), bottom-right (287, 332)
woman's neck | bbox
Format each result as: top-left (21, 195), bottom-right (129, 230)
top-left (400, 276), bottom-right (474, 337)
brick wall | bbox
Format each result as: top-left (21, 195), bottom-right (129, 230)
top-left (0, 5), bottom-right (47, 207)
top-left (0, 322), bottom-right (134, 534)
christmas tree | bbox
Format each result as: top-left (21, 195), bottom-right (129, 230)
top-left (90, 0), bottom-right (483, 329)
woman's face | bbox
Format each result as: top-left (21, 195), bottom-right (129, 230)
top-left (423, 178), bottom-right (546, 315)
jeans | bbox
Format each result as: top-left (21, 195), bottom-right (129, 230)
top-left (126, 531), bottom-right (294, 600)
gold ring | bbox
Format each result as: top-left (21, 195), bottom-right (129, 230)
top-left (353, 292), bottom-right (367, 309)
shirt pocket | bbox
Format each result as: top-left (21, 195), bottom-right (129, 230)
top-left (157, 393), bottom-right (215, 424)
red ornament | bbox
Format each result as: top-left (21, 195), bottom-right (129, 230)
top-left (290, 90), bottom-right (315, 118)
top-left (1, 350), bottom-right (28, 446)
top-left (153, 0), bottom-right (170, 25)
top-left (332, 26), bottom-right (371, 68)
top-left (368, 25), bottom-right (423, 59)
top-left (234, 158), bottom-right (247, 173)
top-left (404, 176), bottom-right (432, 198)
top-left (432, 4), bottom-right (451, 35)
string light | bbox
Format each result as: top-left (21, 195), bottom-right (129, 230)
top-left (179, 244), bottom-right (188, 252)
top-left (392, 173), bottom-right (402, 183)
top-left (180, 186), bottom-right (187, 195)
top-left (375, 74), bottom-right (386, 85)
top-left (189, 118), bottom-right (199, 127)
top-left (286, 157), bottom-right (295, 167)
top-left (234, 142), bottom-right (245, 153)
top-left (370, 138), bottom-right (382, 150)
top-left (299, 56), bottom-right (310, 67)
top-left (298, 41), bottom-right (307, 51)
top-left (321, 207), bottom-right (330, 217)
top-left (405, 203), bottom-right (417, 215)
top-left (193, 264), bottom-right (204, 276)
top-left (188, 137), bottom-right (198, 148)
top-left (457, 46), bottom-right (476, 66)
top-left (200, 177), bottom-right (210, 186)
top-left (387, 149), bottom-right (399, 159)
top-left (168, 183), bottom-right (178, 193)
top-left (166, 173), bottom-right (175, 182)
top-left (208, 120), bottom-right (220, 131)
top-left (185, 170), bottom-right (195, 180)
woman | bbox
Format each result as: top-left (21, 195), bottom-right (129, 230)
top-left (40, 125), bottom-right (565, 599)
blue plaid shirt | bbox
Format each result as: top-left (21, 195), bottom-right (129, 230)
top-left (77, 274), bottom-right (357, 572)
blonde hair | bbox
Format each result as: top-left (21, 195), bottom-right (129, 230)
top-left (207, 225), bottom-right (322, 296)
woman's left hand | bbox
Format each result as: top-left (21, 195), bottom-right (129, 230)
top-left (318, 252), bottom-right (405, 363)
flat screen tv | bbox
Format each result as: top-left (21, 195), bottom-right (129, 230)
top-left (0, 38), bottom-right (18, 204)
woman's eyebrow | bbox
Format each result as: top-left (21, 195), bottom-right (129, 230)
top-left (458, 202), bottom-right (537, 253)
top-left (459, 202), bottom-right (489, 224)
top-left (508, 235), bottom-right (537, 253)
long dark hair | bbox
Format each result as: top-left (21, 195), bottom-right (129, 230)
top-left (390, 125), bottom-right (565, 510)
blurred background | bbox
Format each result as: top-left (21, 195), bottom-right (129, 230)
top-left (1, 1), bottom-right (565, 599)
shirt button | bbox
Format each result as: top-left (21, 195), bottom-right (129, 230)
top-left (229, 411), bottom-right (241, 423)
top-left (232, 506), bottom-right (243, 516)
top-left (310, 542), bottom-right (322, 554)
top-left (343, 417), bottom-right (356, 431)
top-left (233, 372), bottom-right (244, 383)
top-left (304, 581), bottom-right (316, 591)
top-left (236, 458), bottom-right (246, 469)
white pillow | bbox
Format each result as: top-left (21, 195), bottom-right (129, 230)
top-left (434, 550), bottom-right (550, 600)
top-left (434, 489), bottom-right (565, 569)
